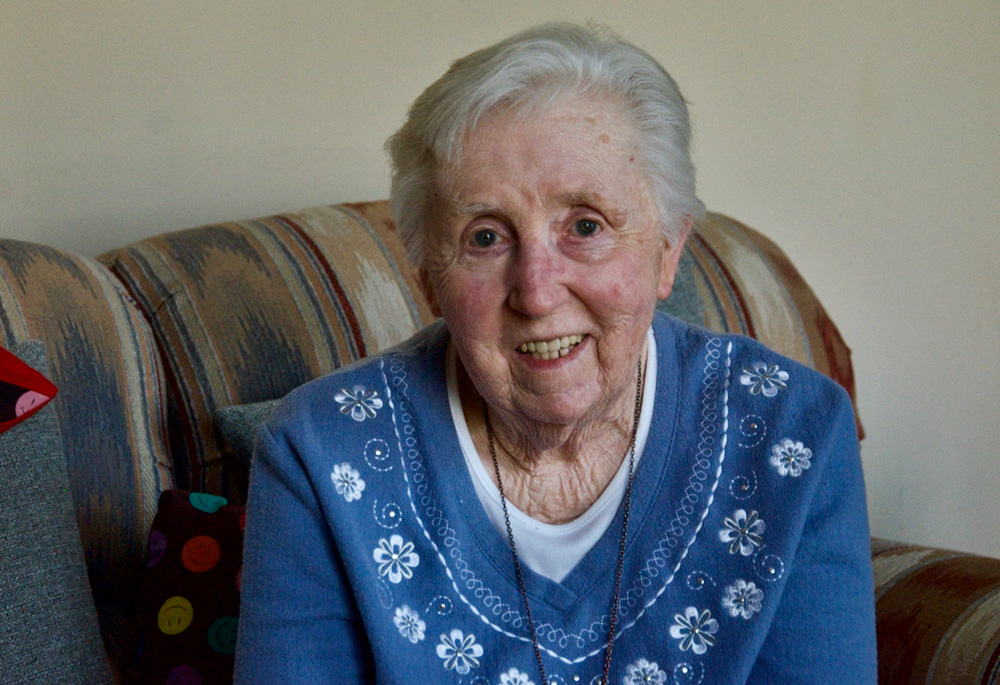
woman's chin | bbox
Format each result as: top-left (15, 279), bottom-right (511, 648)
top-left (506, 381), bottom-right (608, 431)
top-left (514, 399), bottom-right (596, 432)
top-left (503, 342), bottom-right (611, 424)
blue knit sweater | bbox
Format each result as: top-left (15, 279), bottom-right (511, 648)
top-left (235, 313), bottom-right (877, 684)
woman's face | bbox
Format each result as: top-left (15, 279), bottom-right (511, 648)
top-left (421, 96), bottom-right (686, 430)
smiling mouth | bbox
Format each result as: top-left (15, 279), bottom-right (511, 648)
top-left (517, 334), bottom-right (585, 360)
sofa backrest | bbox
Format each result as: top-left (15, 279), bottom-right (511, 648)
top-left (0, 240), bottom-right (172, 676)
top-left (669, 213), bottom-right (861, 436)
top-left (103, 201), bottom-right (861, 503)
top-left (100, 202), bottom-right (435, 498)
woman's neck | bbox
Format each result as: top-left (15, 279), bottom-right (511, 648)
top-left (459, 356), bottom-right (644, 524)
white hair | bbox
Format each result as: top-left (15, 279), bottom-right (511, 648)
top-left (386, 22), bottom-right (705, 266)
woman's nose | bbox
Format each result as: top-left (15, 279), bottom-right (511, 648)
top-left (506, 237), bottom-right (567, 317)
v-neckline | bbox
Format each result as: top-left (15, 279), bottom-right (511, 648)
top-left (412, 319), bottom-right (682, 616)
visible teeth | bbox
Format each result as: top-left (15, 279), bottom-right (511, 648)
top-left (517, 334), bottom-right (584, 359)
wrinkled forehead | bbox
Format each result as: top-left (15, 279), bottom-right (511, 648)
top-left (432, 92), bottom-right (644, 202)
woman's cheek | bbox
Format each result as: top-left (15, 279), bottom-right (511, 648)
top-left (435, 269), bottom-right (501, 321)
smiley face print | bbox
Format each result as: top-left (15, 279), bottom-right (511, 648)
top-left (181, 535), bottom-right (221, 573)
top-left (157, 596), bottom-right (194, 635)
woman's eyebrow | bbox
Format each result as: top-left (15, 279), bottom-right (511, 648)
top-left (560, 190), bottom-right (631, 224)
top-left (560, 190), bottom-right (601, 206)
top-left (452, 201), bottom-right (499, 217)
top-left (450, 190), bottom-right (628, 222)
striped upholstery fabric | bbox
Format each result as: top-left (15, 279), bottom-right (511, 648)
top-left (664, 213), bottom-right (862, 437)
top-left (872, 538), bottom-right (1000, 684)
top-left (100, 202), bottom-right (435, 498)
top-left (0, 240), bottom-right (172, 678)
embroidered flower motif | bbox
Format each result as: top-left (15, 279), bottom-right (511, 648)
top-left (769, 438), bottom-right (813, 477)
top-left (330, 462), bottom-right (365, 502)
top-left (624, 658), bottom-right (667, 684)
top-left (334, 385), bottom-right (383, 422)
top-left (393, 605), bottom-right (426, 643)
top-left (373, 534), bottom-right (420, 584)
top-left (436, 629), bottom-right (483, 675)
top-left (739, 362), bottom-right (789, 397)
top-left (721, 579), bottom-right (764, 619)
top-left (669, 606), bottom-right (719, 655)
top-left (719, 508), bottom-right (766, 556)
top-left (499, 667), bottom-right (535, 685)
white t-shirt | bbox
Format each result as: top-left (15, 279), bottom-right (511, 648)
top-left (447, 328), bottom-right (656, 582)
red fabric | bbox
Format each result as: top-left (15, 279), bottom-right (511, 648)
top-left (0, 345), bottom-right (58, 434)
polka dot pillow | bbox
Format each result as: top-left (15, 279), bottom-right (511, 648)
top-left (133, 490), bottom-right (244, 684)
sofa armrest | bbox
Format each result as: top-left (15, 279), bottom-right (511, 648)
top-left (872, 537), bottom-right (1000, 682)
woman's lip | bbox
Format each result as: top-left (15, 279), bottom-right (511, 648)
top-left (516, 333), bottom-right (585, 353)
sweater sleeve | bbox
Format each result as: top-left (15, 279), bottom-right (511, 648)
top-left (234, 423), bottom-right (375, 683)
top-left (746, 391), bottom-right (878, 683)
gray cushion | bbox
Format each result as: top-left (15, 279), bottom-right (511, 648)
top-left (216, 398), bottom-right (279, 466)
top-left (0, 341), bottom-right (112, 683)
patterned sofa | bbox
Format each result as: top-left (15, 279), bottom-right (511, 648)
top-left (1, 201), bottom-right (998, 683)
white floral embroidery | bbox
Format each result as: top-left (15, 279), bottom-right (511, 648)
top-left (499, 667), bottom-right (535, 685)
top-left (721, 579), bottom-right (764, 619)
top-left (436, 629), bottom-right (483, 674)
top-left (624, 658), bottom-right (667, 684)
top-left (719, 509), bottom-right (765, 556)
top-left (392, 605), bottom-right (425, 643)
top-left (373, 534), bottom-right (419, 583)
top-left (669, 606), bottom-right (719, 655)
top-left (334, 385), bottom-right (383, 422)
top-left (739, 362), bottom-right (789, 397)
top-left (331, 462), bottom-right (365, 502)
top-left (769, 438), bottom-right (813, 477)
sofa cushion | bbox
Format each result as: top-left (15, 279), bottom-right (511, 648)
top-left (100, 202), bottom-right (435, 499)
top-left (0, 239), bottom-right (173, 676)
top-left (0, 341), bottom-right (112, 683)
top-left (216, 399), bottom-right (279, 471)
top-left (132, 489), bottom-right (245, 684)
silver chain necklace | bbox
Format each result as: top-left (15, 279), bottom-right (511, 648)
top-left (484, 360), bottom-right (643, 685)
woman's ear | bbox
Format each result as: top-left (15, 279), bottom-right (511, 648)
top-left (419, 269), bottom-right (443, 317)
top-left (657, 220), bottom-right (692, 300)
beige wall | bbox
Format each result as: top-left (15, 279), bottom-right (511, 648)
top-left (3, 2), bottom-right (999, 556)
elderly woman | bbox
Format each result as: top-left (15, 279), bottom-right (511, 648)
top-left (235, 23), bottom-right (876, 684)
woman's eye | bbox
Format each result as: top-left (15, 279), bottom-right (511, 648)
top-left (573, 219), bottom-right (600, 237)
top-left (472, 229), bottom-right (498, 248)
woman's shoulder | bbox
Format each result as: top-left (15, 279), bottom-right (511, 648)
top-left (653, 311), bottom-right (857, 456)
top-left (265, 321), bottom-right (449, 433)
top-left (654, 311), bottom-right (850, 406)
